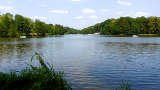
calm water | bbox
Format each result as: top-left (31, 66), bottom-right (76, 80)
top-left (0, 35), bottom-right (160, 90)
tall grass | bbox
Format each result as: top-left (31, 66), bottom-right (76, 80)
top-left (0, 53), bottom-right (71, 90)
top-left (115, 81), bottom-right (131, 90)
top-left (0, 53), bottom-right (132, 90)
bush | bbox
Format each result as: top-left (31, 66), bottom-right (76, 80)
top-left (138, 34), bottom-right (160, 37)
top-left (0, 53), bottom-right (71, 90)
top-left (115, 81), bottom-right (131, 90)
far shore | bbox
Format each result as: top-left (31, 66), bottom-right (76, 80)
top-left (1, 33), bottom-right (160, 38)
top-left (103, 34), bottom-right (160, 37)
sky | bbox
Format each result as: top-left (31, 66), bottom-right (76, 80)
top-left (0, 0), bottom-right (159, 29)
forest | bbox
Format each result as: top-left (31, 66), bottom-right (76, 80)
top-left (1, 13), bottom-right (160, 37)
top-left (0, 13), bottom-right (80, 37)
top-left (81, 16), bottom-right (160, 36)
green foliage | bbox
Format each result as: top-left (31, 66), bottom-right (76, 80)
top-left (49, 24), bottom-right (65, 35)
top-left (138, 34), bottom-right (160, 37)
top-left (115, 82), bottom-right (131, 90)
top-left (0, 13), bottom-right (13, 37)
top-left (120, 82), bottom-right (131, 90)
top-left (48, 24), bottom-right (80, 35)
top-left (64, 27), bottom-right (80, 34)
top-left (81, 16), bottom-right (160, 36)
top-left (8, 24), bottom-right (19, 37)
top-left (0, 53), bottom-right (71, 90)
top-left (81, 23), bottom-right (102, 34)
top-left (34, 20), bottom-right (48, 36)
top-left (15, 14), bottom-right (31, 34)
top-left (0, 13), bottom-right (79, 37)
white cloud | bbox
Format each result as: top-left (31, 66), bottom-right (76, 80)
top-left (74, 16), bottom-right (84, 19)
top-left (89, 15), bottom-right (98, 19)
top-left (100, 9), bottom-right (109, 13)
top-left (82, 8), bottom-right (96, 14)
top-left (30, 16), bottom-right (47, 20)
top-left (117, 0), bottom-right (132, 6)
top-left (0, 6), bottom-right (14, 11)
top-left (0, 5), bottom-right (16, 14)
top-left (49, 10), bottom-right (69, 14)
top-left (71, 0), bottom-right (81, 2)
top-left (135, 11), bottom-right (149, 17)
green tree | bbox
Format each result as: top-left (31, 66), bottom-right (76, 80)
top-left (15, 14), bottom-right (33, 35)
top-left (0, 13), bottom-right (13, 37)
top-left (148, 16), bottom-right (160, 34)
top-left (34, 20), bottom-right (48, 36)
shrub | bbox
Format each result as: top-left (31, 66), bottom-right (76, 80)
top-left (0, 53), bottom-right (71, 90)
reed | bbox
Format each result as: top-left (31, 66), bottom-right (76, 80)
top-left (115, 81), bottom-right (131, 90)
top-left (0, 53), bottom-right (71, 90)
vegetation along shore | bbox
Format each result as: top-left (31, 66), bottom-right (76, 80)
top-left (0, 13), bottom-right (80, 37)
top-left (81, 16), bottom-right (160, 37)
top-left (0, 13), bottom-right (160, 37)
top-left (0, 53), bottom-right (131, 90)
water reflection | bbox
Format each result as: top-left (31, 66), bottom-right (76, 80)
top-left (0, 35), bottom-right (160, 90)
top-left (104, 42), bottom-right (159, 55)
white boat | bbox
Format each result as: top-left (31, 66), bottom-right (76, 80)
top-left (94, 33), bottom-right (100, 35)
top-left (20, 36), bottom-right (26, 38)
top-left (132, 35), bottom-right (138, 38)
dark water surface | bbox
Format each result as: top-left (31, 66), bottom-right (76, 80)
top-left (0, 35), bottom-right (160, 90)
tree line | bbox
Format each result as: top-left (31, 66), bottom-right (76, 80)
top-left (81, 16), bottom-right (160, 35)
top-left (0, 13), bottom-right (80, 37)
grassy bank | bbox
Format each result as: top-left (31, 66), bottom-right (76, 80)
top-left (105, 34), bottom-right (160, 37)
top-left (0, 53), bottom-right (131, 90)
top-left (106, 34), bottom-right (131, 37)
top-left (137, 34), bottom-right (160, 37)
top-left (0, 53), bottom-right (71, 90)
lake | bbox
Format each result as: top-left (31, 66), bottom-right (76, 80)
top-left (0, 34), bottom-right (160, 90)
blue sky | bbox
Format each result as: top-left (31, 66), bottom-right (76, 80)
top-left (0, 0), bottom-right (159, 29)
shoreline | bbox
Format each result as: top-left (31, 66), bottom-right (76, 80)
top-left (103, 34), bottom-right (160, 37)
top-left (0, 34), bottom-right (160, 38)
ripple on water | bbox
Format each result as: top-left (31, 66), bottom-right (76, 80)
top-left (0, 35), bottom-right (160, 90)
